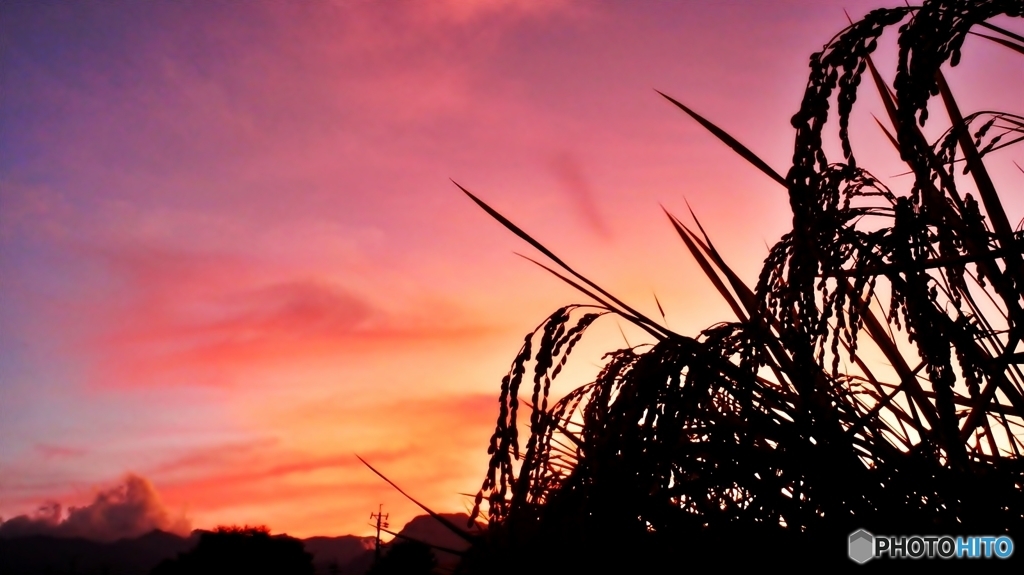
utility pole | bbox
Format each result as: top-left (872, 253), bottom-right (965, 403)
top-left (370, 503), bottom-right (389, 562)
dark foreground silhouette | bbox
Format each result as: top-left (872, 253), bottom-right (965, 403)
top-left (150, 526), bottom-right (314, 575)
top-left (0, 529), bottom-right (193, 575)
top-left (367, 540), bottom-right (436, 575)
top-left (454, 0), bottom-right (1024, 572)
top-left (0, 516), bottom-right (470, 574)
top-left (0, 528), bottom-right (377, 574)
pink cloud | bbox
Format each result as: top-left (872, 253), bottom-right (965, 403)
top-left (34, 444), bottom-right (88, 460)
top-left (549, 152), bottom-right (611, 238)
top-left (84, 270), bottom-right (499, 389)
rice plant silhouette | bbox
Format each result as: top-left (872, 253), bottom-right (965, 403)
top-left (454, 0), bottom-right (1024, 570)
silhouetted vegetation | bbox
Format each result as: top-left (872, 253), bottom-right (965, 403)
top-left (150, 526), bottom-right (314, 575)
top-left (367, 540), bottom-right (437, 575)
top-left (459, 0), bottom-right (1024, 570)
top-left (0, 530), bottom-right (193, 575)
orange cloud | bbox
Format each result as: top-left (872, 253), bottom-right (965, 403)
top-left (145, 393), bottom-right (498, 537)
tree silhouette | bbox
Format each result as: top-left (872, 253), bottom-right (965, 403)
top-left (150, 525), bottom-right (315, 575)
top-left (367, 540), bottom-right (437, 575)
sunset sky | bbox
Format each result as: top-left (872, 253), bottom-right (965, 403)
top-left (2, 1), bottom-right (1021, 539)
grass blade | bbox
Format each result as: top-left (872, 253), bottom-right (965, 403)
top-left (971, 31), bottom-right (1024, 55)
top-left (456, 181), bottom-right (672, 340)
top-left (664, 209), bottom-right (748, 322)
top-left (357, 455), bottom-right (477, 544)
top-left (979, 21), bottom-right (1024, 44)
top-left (656, 91), bottom-right (787, 188)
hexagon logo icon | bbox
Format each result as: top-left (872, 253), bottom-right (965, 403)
top-left (849, 529), bottom-right (874, 564)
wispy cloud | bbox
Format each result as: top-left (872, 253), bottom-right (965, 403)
top-left (34, 444), bottom-right (88, 461)
top-left (549, 152), bottom-right (611, 238)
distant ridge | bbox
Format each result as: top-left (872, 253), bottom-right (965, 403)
top-left (302, 534), bottom-right (376, 574)
top-left (0, 529), bottom-right (194, 575)
top-left (0, 518), bottom-right (461, 574)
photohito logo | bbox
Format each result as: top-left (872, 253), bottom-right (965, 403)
top-left (848, 529), bottom-right (1014, 563)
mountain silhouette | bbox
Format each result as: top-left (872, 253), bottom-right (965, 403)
top-left (0, 516), bottom-right (472, 574)
top-left (0, 529), bottom-right (195, 574)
